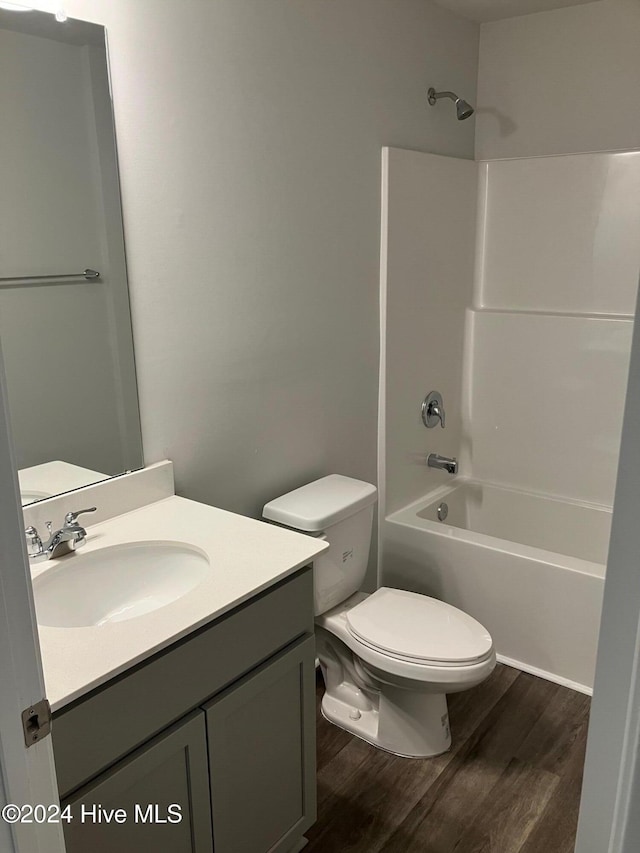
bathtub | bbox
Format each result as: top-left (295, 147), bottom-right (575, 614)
top-left (382, 479), bottom-right (609, 693)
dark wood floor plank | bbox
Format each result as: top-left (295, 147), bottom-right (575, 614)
top-left (308, 664), bottom-right (589, 853)
top-left (452, 757), bottom-right (560, 852)
top-left (516, 685), bottom-right (590, 775)
top-left (315, 734), bottom-right (377, 807)
top-left (310, 731), bottom-right (444, 850)
top-left (519, 715), bottom-right (589, 853)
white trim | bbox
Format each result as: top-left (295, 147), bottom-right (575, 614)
top-left (475, 146), bottom-right (640, 164)
top-left (496, 654), bottom-right (592, 696)
top-left (610, 614), bottom-right (640, 851)
top-left (0, 344), bottom-right (65, 852)
top-left (576, 281), bottom-right (640, 853)
top-left (472, 162), bottom-right (489, 307)
top-left (376, 147), bottom-right (390, 588)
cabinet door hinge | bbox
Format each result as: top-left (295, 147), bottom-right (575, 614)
top-left (21, 699), bottom-right (52, 748)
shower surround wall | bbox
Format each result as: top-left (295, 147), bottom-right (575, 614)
top-left (380, 147), bottom-right (640, 690)
top-left (468, 152), bottom-right (640, 506)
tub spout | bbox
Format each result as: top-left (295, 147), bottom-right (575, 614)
top-left (427, 453), bottom-right (458, 475)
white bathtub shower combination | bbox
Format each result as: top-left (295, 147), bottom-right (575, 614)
top-left (380, 147), bottom-right (640, 694)
top-left (384, 480), bottom-right (607, 692)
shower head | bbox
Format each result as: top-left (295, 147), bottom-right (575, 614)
top-left (427, 87), bottom-right (475, 121)
top-left (455, 98), bottom-right (474, 121)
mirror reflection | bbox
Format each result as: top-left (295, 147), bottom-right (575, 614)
top-left (0, 10), bottom-right (143, 505)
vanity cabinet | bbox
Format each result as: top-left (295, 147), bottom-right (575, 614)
top-left (206, 638), bottom-right (316, 853)
top-left (52, 568), bottom-right (316, 853)
top-left (61, 712), bottom-right (213, 853)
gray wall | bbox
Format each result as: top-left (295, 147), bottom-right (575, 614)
top-left (475, 0), bottom-right (640, 159)
top-left (35, 0), bottom-right (478, 583)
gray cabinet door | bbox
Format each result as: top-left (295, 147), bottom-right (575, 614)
top-left (205, 635), bottom-right (317, 853)
top-left (61, 711), bottom-right (213, 853)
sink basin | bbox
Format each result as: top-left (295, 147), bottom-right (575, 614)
top-left (33, 541), bottom-right (210, 628)
top-left (21, 490), bottom-right (50, 504)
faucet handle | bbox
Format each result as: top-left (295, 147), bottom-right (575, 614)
top-left (25, 526), bottom-right (43, 557)
top-left (64, 507), bottom-right (97, 527)
top-left (430, 402), bottom-right (445, 428)
top-left (422, 390), bottom-right (446, 429)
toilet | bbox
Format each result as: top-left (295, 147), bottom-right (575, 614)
top-left (263, 474), bottom-right (496, 758)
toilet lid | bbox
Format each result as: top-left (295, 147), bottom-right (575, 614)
top-left (346, 587), bottom-right (493, 665)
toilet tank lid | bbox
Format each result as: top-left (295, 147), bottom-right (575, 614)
top-left (263, 475), bottom-right (377, 532)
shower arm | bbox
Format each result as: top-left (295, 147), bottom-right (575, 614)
top-left (427, 89), bottom-right (458, 105)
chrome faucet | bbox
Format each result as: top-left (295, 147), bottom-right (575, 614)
top-left (427, 453), bottom-right (458, 475)
top-left (422, 391), bottom-right (446, 429)
top-left (25, 507), bottom-right (97, 561)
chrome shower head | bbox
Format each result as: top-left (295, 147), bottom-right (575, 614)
top-left (455, 98), bottom-right (474, 121)
top-left (428, 87), bottom-right (475, 121)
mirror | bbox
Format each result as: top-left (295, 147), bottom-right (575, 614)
top-left (0, 9), bottom-right (143, 506)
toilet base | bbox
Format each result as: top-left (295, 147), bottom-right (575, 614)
top-left (285, 838), bottom-right (307, 853)
top-left (320, 685), bottom-right (451, 758)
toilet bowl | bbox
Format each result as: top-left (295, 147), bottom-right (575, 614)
top-left (263, 475), bottom-right (495, 758)
top-left (315, 588), bottom-right (495, 757)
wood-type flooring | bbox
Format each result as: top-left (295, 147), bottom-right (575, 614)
top-left (305, 664), bottom-right (589, 853)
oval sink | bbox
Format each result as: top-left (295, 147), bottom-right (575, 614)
top-left (33, 541), bottom-right (210, 628)
top-left (21, 490), bottom-right (50, 504)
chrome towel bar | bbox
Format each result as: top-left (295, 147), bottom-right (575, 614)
top-left (0, 268), bottom-right (100, 284)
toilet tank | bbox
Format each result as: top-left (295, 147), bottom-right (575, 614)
top-left (263, 475), bottom-right (377, 615)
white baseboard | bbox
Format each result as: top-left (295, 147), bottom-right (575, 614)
top-left (497, 653), bottom-right (593, 696)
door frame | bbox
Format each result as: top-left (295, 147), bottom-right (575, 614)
top-left (574, 281), bottom-right (640, 853)
top-left (0, 342), bottom-right (65, 853)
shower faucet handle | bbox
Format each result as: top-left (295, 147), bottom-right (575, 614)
top-left (429, 401), bottom-right (445, 428)
top-left (422, 391), bottom-right (446, 429)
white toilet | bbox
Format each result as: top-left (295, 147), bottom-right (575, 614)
top-left (263, 474), bottom-right (496, 758)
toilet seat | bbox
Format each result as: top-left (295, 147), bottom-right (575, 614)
top-left (346, 587), bottom-right (493, 667)
top-left (316, 591), bottom-right (495, 688)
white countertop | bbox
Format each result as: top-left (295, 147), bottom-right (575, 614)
top-left (33, 495), bottom-right (328, 712)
